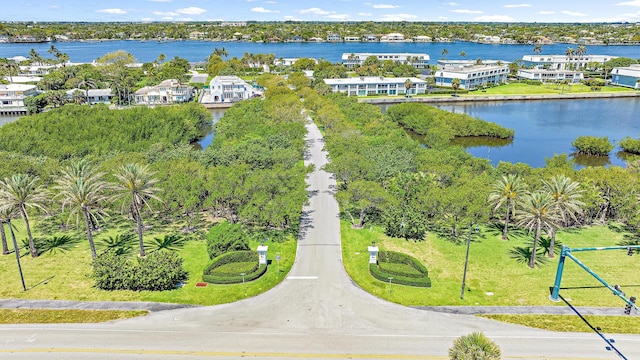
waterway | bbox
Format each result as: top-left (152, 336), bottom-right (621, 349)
top-left (1, 40), bottom-right (639, 64)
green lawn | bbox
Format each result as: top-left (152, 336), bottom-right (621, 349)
top-left (0, 221), bottom-right (296, 306)
top-left (464, 83), bottom-right (634, 96)
top-left (481, 314), bottom-right (640, 334)
top-left (0, 309), bottom-right (148, 324)
top-left (342, 221), bottom-right (639, 307)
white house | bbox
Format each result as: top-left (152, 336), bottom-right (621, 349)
top-left (438, 59), bottom-right (508, 68)
top-left (323, 76), bottom-right (426, 97)
top-left (0, 84), bottom-right (39, 108)
top-left (363, 34), bottom-right (378, 42)
top-left (327, 33), bottom-right (342, 42)
top-left (610, 64), bottom-right (640, 89)
top-left (517, 69), bottom-right (584, 83)
top-left (413, 35), bottom-right (432, 42)
top-left (380, 33), bottom-right (405, 42)
top-left (522, 54), bottom-right (618, 70)
top-left (344, 36), bottom-right (360, 42)
top-left (342, 53), bottom-right (430, 69)
top-left (207, 75), bottom-right (261, 103)
top-left (134, 79), bottom-right (192, 105)
top-left (66, 88), bottom-right (114, 104)
top-left (435, 64), bottom-right (509, 90)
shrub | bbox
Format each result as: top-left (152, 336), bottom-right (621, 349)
top-left (449, 332), bottom-right (501, 360)
top-left (619, 137), bottom-right (640, 155)
top-left (91, 250), bottom-right (188, 291)
top-left (571, 136), bottom-right (614, 156)
top-left (206, 221), bottom-right (250, 259)
top-left (202, 250), bottom-right (267, 284)
top-left (370, 251), bottom-right (431, 287)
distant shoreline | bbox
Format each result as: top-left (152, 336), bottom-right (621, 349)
top-left (359, 91), bottom-right (640, 104)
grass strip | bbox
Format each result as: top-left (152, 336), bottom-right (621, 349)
top-left (480, 314), bottom-right (640, 334)
top-left (0, 309), bottom-right (148, 324)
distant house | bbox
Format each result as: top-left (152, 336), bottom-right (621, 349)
top-left (206, 75), bottom-right (261, 103)
top-left (327, 33), bottom-right (342, 42)
top-left (0, 84), bottom-right (39, 108)
top-left (344, 36), bottom-right (360, 42)
top-left (134, 79), bottom-right (192, 105)
top-left (413, 35), bottom-right (432, 42)
top-left (66, 88), bottom-right (114, 104)
top-left (307, 37), bottom-right (324, 43)
top-left (611, 64), bottom-right (640, 89)
top-left (380, 33), bottom-right (405, 42)
top-left (517, 69), bottom-right (584, 83)
top-left (324, 76), bottom-right (426, 97)
top-left (435, 64), bottom-right (509, 90)
top-left (363, 34), bottom-right (378, 42)
top-left (342, 53), bottom-right (430, 69)
top-left (189, 31), bottom-right (205, 40)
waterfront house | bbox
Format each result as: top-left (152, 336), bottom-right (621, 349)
top-left (327, 33), bottom-right (342, 42)
top-left (363, 34), bottom-right (378, 42)
top-left (324, 76), bottom-right (426, 97)
top-left (611, 64), bottom-right (640, 89)
top-left (0, 84), bottom-right (39, 109)
top-left (435, 64), bottom-right (509, 90)
top-left (66, 88), bottom-right (114, 104)
top-left (380, 33), bottom-right (405, 42)
top-left (517, 69), bottom-right (584, 83)
top-left (342, 53), bottom-right (430, 69)
top-left (437, 59), bottom-right (509, 68)
top-left (413, 35), bottom-right (432, 42)
top-left (189, 31), bottom-right (205, 40)
top-left (522, 54), bottom-right (617, 70)
top-left (206, 75), bottom-right (261, 103)
top-left (134, 79), bottom-right (192, 105)
top-left (307, 37), bottom-right (324, 43)
top-left (344, 36), bottom-right (360, 42)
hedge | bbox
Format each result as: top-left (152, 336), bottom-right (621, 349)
top-left (202, 250), bottom-right (267, 284)
top-left (369, 251), bottom-right (431, 287)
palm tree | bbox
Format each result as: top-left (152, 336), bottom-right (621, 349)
top-left (533, 44), bottom-right (542, 55)
top-left (516, 191), bottom-right (560, 268)
top-left (488, 174), bottom-right (528, 240)
top-left (441, 48), bottom-right (448, 60)
top-left (0, 207), bottom-right (14, 255)
top-left (449, 332), bottom-right (501, 360)
top-left (54, 160), bottom-right (112, 260)
top-left (565, 47), bottom-right (575, 70)
top-left (576, 45), bottom-right (587, 69)
top-left (213, 47), bottom-right (229, 59)
top-left (542, 175), bottom-right (584, 258)
top-left (404, 78), bottom-right (413, 96)
top-left (451, 78), bottom-right (461, 96)
top-left (459, 51), bottom-right (466, 58)
top-left (112, 163), bottom-right (161, 257)
top-left (76, 73), bottom-right (97, 103)
top-left (0, 174), bottom-right (49, 258)
top-left (0, 58), bottom-right (19, 84)
top-left (29, 48), bottom-right (43, 65)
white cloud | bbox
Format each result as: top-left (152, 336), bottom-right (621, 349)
top-left (451, 9), bottom-right (483, 14)
top-left (616, 0), bottom-right (640, 6)
top-left (474, 15), bottom-right (515, 21)
top-left (153, 11), bottom-right (178, 16)
top-left (444, 2), bottom-right (459, 5)
top-left (373, 4), bottom-right (400, 9)
top-left (378, 13), bottom-right (418, 21)
top-left (504, 4), bottom-right (531, 8)
top-left (538, 11), bottom-right (556, 14)
top-left (96, 8), bottom-right (127, 14)
top-left (327, 14), bottom-right (349, 20)
top-left (176, 7), bottom-right (206, 15)
top-left (358, 12), bottom-right (373, 16)
top-left (251, 7), bottom-right (279, 13)
top-left (561, 10), bottom-right (587, 16)
top-left (299, 7), bottom-right (331, 15)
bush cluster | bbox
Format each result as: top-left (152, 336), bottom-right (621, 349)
top-left (571, 135), bottom-right (614, 156)
top-left (202, 250), bottom-right (267, 284)
top-left (206, 221), bottom-right (250, 259)
top-left (92, 250), bottom-right (188, 291)
top-left (369, 251), bottom-right (431, 287)
top-left (619, 137), bottom-right (640, 155)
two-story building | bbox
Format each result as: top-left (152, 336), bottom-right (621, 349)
top-left (342, 53), bottom-right (430, 69)
top-left (134, 79), bottom-right (192, 105)
top-left (380, 33), bottom-right (405, 42)
top-left (66, 88), bottom-right (114, 104)
top-left (206, 75), bottom-right (261, 103)
top-left (323, 76), bottom-right (426, 97)
top-left (0, 84), bottom-right (39, 110)
top-left (435, 64), bottom-right (509, 90)
top-left (522, 54), bottom-right (617, 70)
top-left (517, 69), bottom-right (584, 83)
top-left (611, 64), bottom-right (640, 89)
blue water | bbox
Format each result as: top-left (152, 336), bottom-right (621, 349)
top-left (1, 40), bottom-right (639, 63)
top-left (433, 98), bottom-right (640, 168)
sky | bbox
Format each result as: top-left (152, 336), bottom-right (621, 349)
top-left (2, 0), bottom-right (640, 23)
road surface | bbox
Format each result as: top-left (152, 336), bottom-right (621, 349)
top-left (1, 117), bottom-right (638, 360)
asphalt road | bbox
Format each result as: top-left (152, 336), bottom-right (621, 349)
top-left (1, 117), bottom-right (639, 360)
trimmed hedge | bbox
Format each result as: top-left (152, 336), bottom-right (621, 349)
top-left (202, 250), bottom-right (267, 284)
top-left (370, 251), bottom-right (431, 287)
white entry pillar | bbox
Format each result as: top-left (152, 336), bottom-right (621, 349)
top-left (368, 242), bottom-right (379, 264)
top-left (257, 245), bottom-right (268, 265)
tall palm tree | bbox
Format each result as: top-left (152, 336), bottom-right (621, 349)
top-left (576, 45), bottom-right (587, 69)
top-left (451, 78), bottom-right (461, 96)
top-left (533, 44), bottom-right (542, 55)
top-left (441, 48), bottom-right (448, 60)
top-left (0, 207), bottom-right (14, 255)
top-left (516, 191), bottom-right (560, 268)
top-left (542, 175), bottom-right (584, 258)
top-left (0, 174), bottom-right (49, 258)
top-left (0, 58), bottom-right (19, 84)
top-left (565, 47), bottom-right (575, 70)
top-left (112, 163), bottom-right (161, 257)
top-left (54, 160), bottom-right (111, 260)
top-left (488, 174), bottom-right (528, 240)
top-left (213, 47), bottom-right (229, 59)
top-left (76, 73), bottom-right (97, 103)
